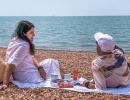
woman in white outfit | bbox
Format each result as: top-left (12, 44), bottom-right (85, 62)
top-left (0, 20), bottom-right (63, 89)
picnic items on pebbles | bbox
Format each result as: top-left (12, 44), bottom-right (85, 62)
top-left (50, 69), bottom-right (87, 88)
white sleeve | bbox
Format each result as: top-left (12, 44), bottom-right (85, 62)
top-left (7, 44), bottom-right (29, 67)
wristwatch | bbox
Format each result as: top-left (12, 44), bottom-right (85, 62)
top-left (37, 66), bottom-right (43, 71)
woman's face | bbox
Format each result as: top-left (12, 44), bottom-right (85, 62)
top-left (24, 27), bottom-right (35, 42)
top-left (96, 42), bottom-right (112, 56)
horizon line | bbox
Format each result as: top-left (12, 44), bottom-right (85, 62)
top-left (0, 15), bottom-right (130, 17)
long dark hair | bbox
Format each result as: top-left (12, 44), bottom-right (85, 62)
top-left (12, 20), bottom-right (35, 55)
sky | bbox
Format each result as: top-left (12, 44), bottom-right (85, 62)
top-left (0, 0), bottom-right (130, 16)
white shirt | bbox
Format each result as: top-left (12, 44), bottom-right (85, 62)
top-left (5, 37), bottom-right (43, 83)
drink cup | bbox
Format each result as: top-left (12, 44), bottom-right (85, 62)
top-left (51, 74), bottom-right (58, 82)
top-left (64, 73), bottom-right (71, 82)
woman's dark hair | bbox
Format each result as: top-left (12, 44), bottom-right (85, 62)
top-left (12, 20), bottom-right (35, 55)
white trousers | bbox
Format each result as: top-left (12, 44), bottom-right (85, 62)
top-left (40, 58), bottom-right (62, 80)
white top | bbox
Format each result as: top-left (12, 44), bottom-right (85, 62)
top-left (5, 37), bottom-right (43, 83)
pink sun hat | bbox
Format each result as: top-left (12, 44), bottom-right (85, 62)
top-left (94, 32), bottom-right (115, 52)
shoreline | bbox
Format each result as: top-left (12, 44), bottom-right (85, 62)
top-left (0, 46), bottom-right (97, 54)
top-left (0, 47), bottom-right (96, 53)
top-left (1, 47), bottom-right (130, 54)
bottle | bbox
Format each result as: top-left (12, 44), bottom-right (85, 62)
top-left (72, 70), bottom-right (78, 80)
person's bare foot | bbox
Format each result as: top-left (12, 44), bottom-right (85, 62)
top-left (83, 79), bottom-right (95, 89)
top-left (87, 82), bottom-right (95, 89)
top-left (0, 85), bottom-right (7, 90)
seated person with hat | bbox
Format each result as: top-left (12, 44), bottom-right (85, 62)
top-left (89, 32), bottom-right (130, 89)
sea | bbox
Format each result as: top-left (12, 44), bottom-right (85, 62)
top-left (0, 16), bottom-right (130, 52)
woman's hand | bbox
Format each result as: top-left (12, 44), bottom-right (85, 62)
top-left (102, 66), bottom-right (107, 71)
top-left (38, 67), bottom-right (46, 80)
top-left (99, 66), bottom-right (107, 72)
top-left (33, 58), bottom-right (47, 80)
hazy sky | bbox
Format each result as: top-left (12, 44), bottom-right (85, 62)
top-left (0, 0), bottom-right (130, 16)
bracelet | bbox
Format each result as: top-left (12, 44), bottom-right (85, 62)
top-left (37, 66), bottom-right (43, 71)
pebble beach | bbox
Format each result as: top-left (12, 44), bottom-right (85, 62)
top-left (0, 47), bottom-right (130, 100)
